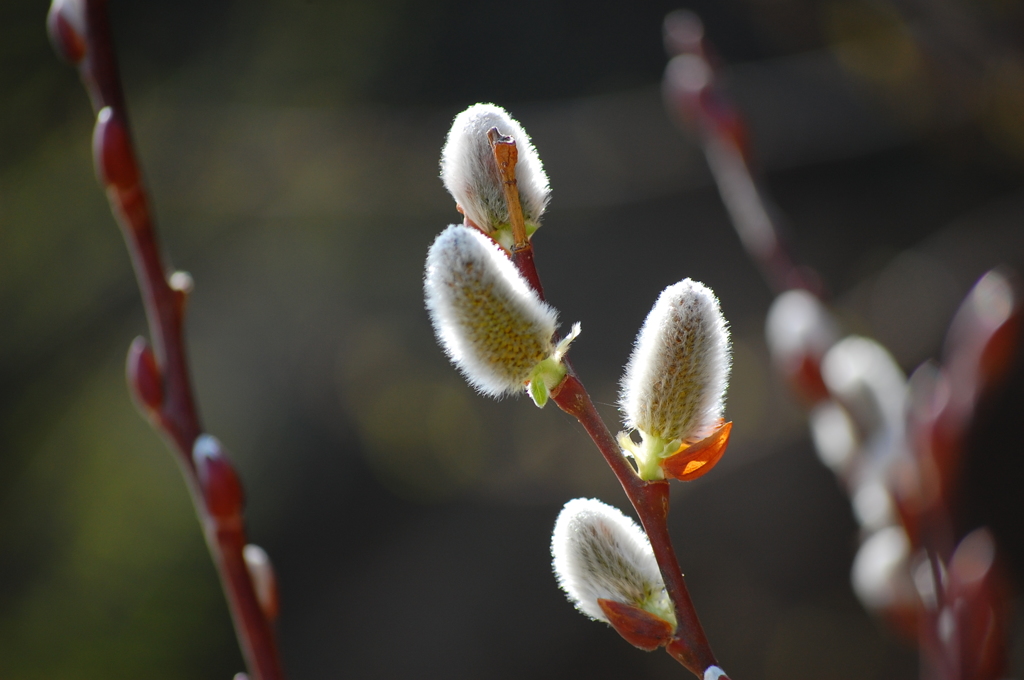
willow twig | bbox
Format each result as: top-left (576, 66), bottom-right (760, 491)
top-left (47, 2), bottom-right (285, 677)
top-left (550, 375), bottom-right (720, 677)
top-left (486, 122), bottom-right (725, 678)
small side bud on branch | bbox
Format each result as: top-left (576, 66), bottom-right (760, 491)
top-left (944, 270), bottom-right (1018, 386)
top-left (946, 528), bottom-right (1011, 680)
top-left (169, 270), bottom-right (194, 318)
top-left (663, 10), bottom-right (706, 57)
top-left (425, 224), bottom-right (575, 403)
top-left (93, 107), bottom-right (140, 192)
top-left (46, 0), bottom-right (86, 65)
top-left (619, 279), bottom-right (732, 480)
top-left (169, 270), bottom-right (194, 294)
top-left (193, 435), bottom-right (245, 522)
top-left (702, 665), bottom-right (731, 680)
top-left (126, 336), bottom-right (163, 413)
top-left (243, 544), bottom-right (280, 622)
top-left (551, 498), bottom-right (676, 648)
top-left (440, 103), bottom-right (550, 247)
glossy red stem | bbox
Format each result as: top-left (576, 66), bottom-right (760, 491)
top-left (56, 2), bottom-right (285, 677)
top-left (511, 243), bottom-right (546, 301)
top-left (551, 374), bottom-right (718, 678)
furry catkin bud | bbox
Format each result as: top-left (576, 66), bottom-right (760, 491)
top-left (551, 498), bottom-right (675, 627)
top-left (440, 103), bottom-right (550, 238)
top-left (425, 224), bottom-right (560, 397)
top-left (620, 279), bottom-right (731, 478)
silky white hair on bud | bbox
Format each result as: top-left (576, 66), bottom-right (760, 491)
top-left (551, 498), bottom-right (674, 625)
top-left (621, 279), bottom-right (731, 443)
top-left (440, 103), bottom-right (550, 234)
top-left (425, 224), bottom-right (559, 397)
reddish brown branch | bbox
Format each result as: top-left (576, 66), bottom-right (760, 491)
top-left (662, 12), bottom-right (821, 298)
top-left (487, 128), bottom-right (528, 249)
top-left (551, 375), bottom-right (719, 678)
top-left (48, 1), bottom-right (285, 677)
top-left (511, 243), bottom-right (546, 301)
top-left (485, 129), bottom-right (547, 300)
top-left (484, 107), bottom-right (723, 678)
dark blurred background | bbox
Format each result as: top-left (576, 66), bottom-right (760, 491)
top-left (3, 0), bottom-right (1024, 678)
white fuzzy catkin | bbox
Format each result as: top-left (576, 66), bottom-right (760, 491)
top-left (620, 279), bottom-right (731, 442)
top-left (764, 288), bottom-right (837, 369)
top-left (851, 526), bottom-right (915, 613)
top-left (425, 224), bottom-right (559, 396)
top-left (440, 103), bottom-right (550, 234)
top-left (820, 336), bottom-right (906, 436)
top-left (551, 498), bottom-right (673, 624)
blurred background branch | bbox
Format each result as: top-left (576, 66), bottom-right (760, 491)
top-left (2, 0), bottom-right (1023, 678)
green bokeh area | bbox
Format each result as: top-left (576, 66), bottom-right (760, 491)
top-left (1, 3), bottom-right (241, 676)
top-left (0, 363), bottom-right (239, 679)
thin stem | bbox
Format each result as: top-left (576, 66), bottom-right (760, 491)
top-left (486, 128), bottom-right (546, 300)
top-left (699, 135), bottom-right (805, 295)
top-left (487, 127), bottom-right (528, 248)
top-left (551, 375), bottom-right (719, 678)
top-left (662, 16), bottom-right (821, 298)
top-left (51, 2), bottom-right (285, 678)
top-left (483, 125), bottom-right (723, 678)
top-left (511, 243), bottom-right (546, 301)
